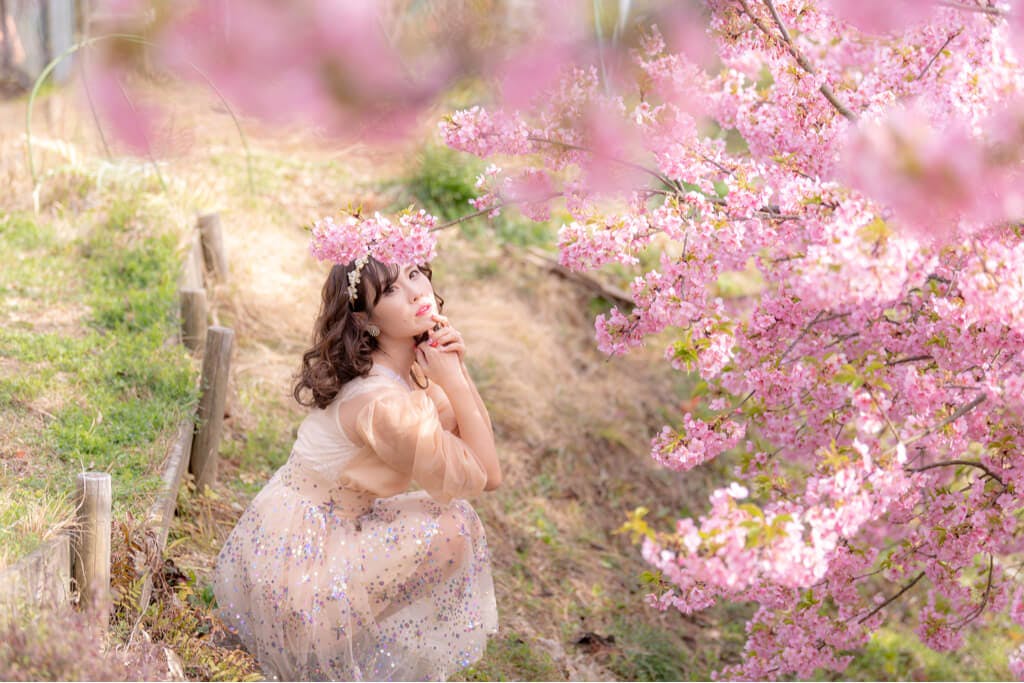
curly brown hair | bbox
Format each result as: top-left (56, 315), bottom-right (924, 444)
top-left (293, 258), bottom-right (444, 409)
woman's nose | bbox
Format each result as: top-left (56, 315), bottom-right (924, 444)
top-left (408, 280), bottom-right (430, 301)
top-left (407, 286), bottom-right (425, 303)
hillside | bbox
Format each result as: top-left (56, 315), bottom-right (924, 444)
top-left (2, 81), bottom-right (1015, 681)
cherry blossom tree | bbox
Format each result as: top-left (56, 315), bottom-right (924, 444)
top-left (82, 0), bottom-right (1024, 678)
top-left (441, 2), bottom-right (1024, 677)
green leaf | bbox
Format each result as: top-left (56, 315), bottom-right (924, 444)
top-left (857, 217), bottom-right (892, 244)
top-left (833, 363), bottom-right (864, 388)
top-left (739, 503), bottom-right (764, 519)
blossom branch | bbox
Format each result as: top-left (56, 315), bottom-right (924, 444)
top-left (856, 572), bottom-right (926, 624)
top-left (866, 385), bottom-right (903, 443)
top-left (429, 192), bottom-right (563, 232)
top-left (916, 29), bottom-right (962, 81)
top-left (700, 153), bottom-right (735, 176)
top-left (936, 0), bottom-right (1007, 16)
top-left (951, 555), bottom-right (994, 628)
top-left (527, 135), bottom-right (678, 190)
top-left (907, 459), bottom-right (1004, 486)
top-left (779, 310), bottom-right (825, 362)
top-left (886, 354), bottom-right (934, 366)
top-left (735, 0), bottom-right (857, 121)
top-left (905, 393), bottom-right (987, 446)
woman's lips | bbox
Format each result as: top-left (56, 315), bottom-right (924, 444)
top-left (416, 304), bottom-right (432, 316)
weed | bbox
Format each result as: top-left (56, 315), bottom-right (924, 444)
top-left (107, 516), bottom-right (262, 682)
top-left (403, 143), bottom-right (484, 222)
top-left (828, 623), bottom-right (1016, 681)
top-left (0, 212), bottom-right (55, 251)
top-left (606, 619), bottom-right (689, 682)
top-left (452, 633), bottom-right (564, 682)
top-left (0, 603), bottom-right (169, 682)
top-left (398, 142), bottom-right (557, 248)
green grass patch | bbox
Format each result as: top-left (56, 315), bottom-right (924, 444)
top-left (828, 622), bottom-right (1016, 681)
top-left (0, 201), bottom-right (196, 568)
top-left (605, 618), bottom-right (689, 681)
top-left (218, 379), bottom-right (296, 497)
top-left (403, 144), bottom-right (484, 223)
top-left (596, 594), bottom-right (750, 681)
top-left (396, 143), bottom-right (558, 249)
top-left (0, 212), bottom-right (56, 251)
top-left (452, 633), bottom-right (563, 682)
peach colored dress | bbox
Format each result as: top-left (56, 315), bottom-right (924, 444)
top-left (213, 370), bottom-right (497, 681)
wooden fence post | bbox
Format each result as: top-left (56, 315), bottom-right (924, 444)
top-left (189, 326), bottom-right (234, 492)
top-left (180, 230), bottom-right (205, 291)
top-left (71, 472), bottom-right (111, 621)
top-left (179, 288), bottom-right (208, 353)
top-left (197, 212), bottom-right (228, 282)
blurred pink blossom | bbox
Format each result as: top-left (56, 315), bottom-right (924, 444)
top-left (83, 56), bottom-right (158, 155)
top-left (825, 0), bottom-right (936, 34)
top-left (836, 101), bottom-right (1003, 241)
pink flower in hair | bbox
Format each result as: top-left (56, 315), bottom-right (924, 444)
top-left (310, 208), bottom-right (438, 267)
top-left (309, 207), bottom-right (439, 302)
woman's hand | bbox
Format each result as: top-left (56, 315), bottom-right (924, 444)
top-left (427, 314), bottom-right (465, 363)
top-left (415, 337), bottom-right (465, 391)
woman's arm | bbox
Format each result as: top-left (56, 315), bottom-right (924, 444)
top-left (459, 360), bottom-right (493, 439)
top-left (444, 377), bottom-right (502, 490)
top-left (417, 342), bottom-right (501, 491)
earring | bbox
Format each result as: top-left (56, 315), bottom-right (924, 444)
top-left (366, 324), bottom-right (380, 338)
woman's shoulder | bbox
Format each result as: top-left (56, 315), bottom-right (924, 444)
top-left (337, 374), bottom-right (431, 412)
top-left (338, 373), bottom-right (398, 400)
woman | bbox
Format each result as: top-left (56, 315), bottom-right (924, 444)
top-left (213, 256), bottom-right (501, 681)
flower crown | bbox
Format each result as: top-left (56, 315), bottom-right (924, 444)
top-left (309, 208), bottom-right (439, 305)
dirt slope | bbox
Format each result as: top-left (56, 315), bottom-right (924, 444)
top-left (4, 81), bottom-right (729, 680)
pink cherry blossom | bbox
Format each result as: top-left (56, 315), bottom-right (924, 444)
top-left (441, 2), bottom-right (1024, 679)
top-left (825, 0), bottom-right (937, 35)
top-left (309, 209), bottom-right (437, 268)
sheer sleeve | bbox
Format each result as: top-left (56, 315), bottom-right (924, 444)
top-left (354, 389), bottom-right (486, 504)
top-left (426, 381), bottom-right (459, 435)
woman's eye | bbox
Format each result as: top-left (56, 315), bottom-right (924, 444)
top-left (409, 268), bottom-right (420, 278)
top-left (384, 285), bottom-right (396, 295)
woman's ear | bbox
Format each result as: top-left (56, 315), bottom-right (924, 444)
top-left (351, 311), bottom-right (370, 328)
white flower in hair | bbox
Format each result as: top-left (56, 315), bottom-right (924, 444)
top-left (347, 254), bottom-right (370, 302)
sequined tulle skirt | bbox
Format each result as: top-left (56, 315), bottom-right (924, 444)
top-left (213, 461), bottom-right (498, 681)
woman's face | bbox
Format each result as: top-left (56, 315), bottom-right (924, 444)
top-left (367, 264), bottom-right (437, 339)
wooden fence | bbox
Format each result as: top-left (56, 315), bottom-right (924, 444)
top-left (0, 212), bottom-right (235, 620)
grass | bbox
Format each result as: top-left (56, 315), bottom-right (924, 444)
top-left (0, 600), bottom-right (170, 681)
top-left (0, 200), bottom-right (195, 569)
top-left (452, 633), bottom-right (564, 682)
top-left (395, 141), bottom-right (559, 249)
top-left (218, 383), bottom-right (295, 497)
top-left (825, 621), bottom-right (1019, 681)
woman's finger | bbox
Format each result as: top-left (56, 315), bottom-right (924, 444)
top-left (438, 333), bottom-right (463, 349)
top-left (423, 343), bottom-right (443, 361)
top-left (430, 328), bottom-right (460, 345)
top-left (441, 341), bottom-right (465, 358)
